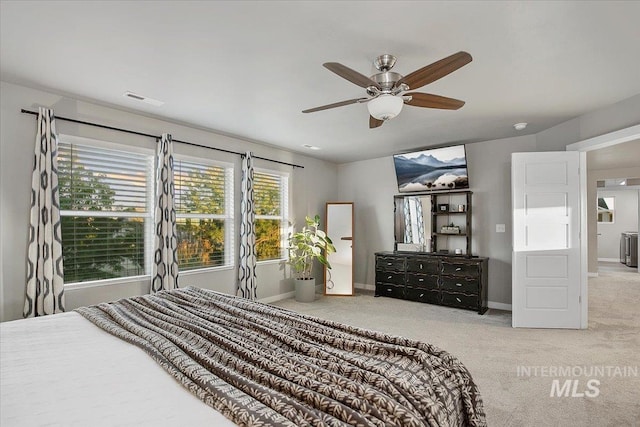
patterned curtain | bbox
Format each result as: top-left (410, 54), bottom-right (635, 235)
top-left (24, 107), bottom-right (65, 317)
top-left (404, 197), bottom-right (425, 246)
top-left (151, 133), bottom-right (179, 293)
top-left (237, 151), bottom-right (257, 300)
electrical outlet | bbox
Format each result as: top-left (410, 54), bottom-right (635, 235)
top-left (496, 224), bottom-right (506, 233)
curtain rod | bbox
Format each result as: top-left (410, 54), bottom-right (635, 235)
top-left (20, 109), bottom-right (304, 169)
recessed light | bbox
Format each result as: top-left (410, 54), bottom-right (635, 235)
top-left (302, 144), bottom-right (321, 150)
top-left (123, 91), bottom-right (164, 106)
top-left (513, 122), bottom-right (528, 131)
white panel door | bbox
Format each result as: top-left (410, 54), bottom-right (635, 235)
top-left (512, 152), bottom-right (582, 328)
top-left (325, 203), bottom-right (353, 295)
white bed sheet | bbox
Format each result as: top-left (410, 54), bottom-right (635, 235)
top-left (0, 312), bottom-right (236, 427)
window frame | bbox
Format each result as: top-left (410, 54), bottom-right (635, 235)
top-left (253, 167), bottom-right (290, 263)
top-left (57, 135), bottom-right (237, 289)
top-left (172, 153), bottom-right (235, 272)
top-left (597, 196), bottom-right (615, 224)
top-left (57, 134), bottom-right (155, 289)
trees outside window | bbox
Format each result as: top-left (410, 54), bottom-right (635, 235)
top-left (58, 139), bottom-right (234, 285)
top-left (254, 170), bottom-right (289, 261)
top-left (58, 138), bottom-right (287, 285)
top-left (174, 158), bottom-right (233, 270)
top-left (57, 140), bottom-right (152, 283)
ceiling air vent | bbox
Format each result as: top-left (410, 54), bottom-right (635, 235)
top-left (123, 91), bottom-right (164, 106)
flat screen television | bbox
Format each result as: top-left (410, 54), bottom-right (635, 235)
top-left (393, 144), bottom-right (469, 193)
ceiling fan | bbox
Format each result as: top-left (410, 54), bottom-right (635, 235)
top-left (302, 51), bottom-right (472, 128)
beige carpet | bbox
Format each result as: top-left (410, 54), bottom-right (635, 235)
top-left (272, 269), bottom-right (640, 426)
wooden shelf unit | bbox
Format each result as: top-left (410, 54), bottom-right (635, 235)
top-left (430, 191), bottom-right (472, 256)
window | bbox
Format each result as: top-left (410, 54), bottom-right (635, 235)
top-left (58, 137), bottom-right (235, 286)
top-left (174, 157), bottom-right (234, 270)
top-left (597, 196), bottom-right (615, 223)
top-left (253, 169), bottom-right (289, 261)
top-left (58, 137), bottom-right (154, 284)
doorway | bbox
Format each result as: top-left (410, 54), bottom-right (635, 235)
top-left (566, 125), bottom-right (640, 327)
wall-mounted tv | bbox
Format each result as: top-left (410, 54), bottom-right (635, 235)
top-left (393, 145), bottom-right (469, 193)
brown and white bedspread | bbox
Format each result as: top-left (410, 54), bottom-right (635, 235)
top-left (76, 287), bottom-right (486, 427)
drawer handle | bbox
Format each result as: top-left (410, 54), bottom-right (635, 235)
top-left (386, 288), bottom-right (392, 292)
top-left (387, 275), bottom-right (392, 279)
top-left (420, 293), bottom-right (424, 297)
top-left (456, 283), bottom-right (463, 287)
top-left (456, 267), bottom-right (462, 271)
top-left (387, 262), bottom-right (393, 266)
top-left (418, 278), bottom-right (424, 282)
top-left (419, 263), bottom-right (423, 269)
top-left (456, 297), bottom-right (462, 303)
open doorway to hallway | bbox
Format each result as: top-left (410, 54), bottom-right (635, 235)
top-left (595, 181), bottom-right (639, 276)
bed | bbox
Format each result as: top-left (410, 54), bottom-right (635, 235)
top-left (1, 287), bottom-right (486, 426)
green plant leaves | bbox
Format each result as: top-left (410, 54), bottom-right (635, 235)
top-left (286, 214), bottom-right (336, 280)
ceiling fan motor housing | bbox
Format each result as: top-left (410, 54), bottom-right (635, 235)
top-left (370, 71), bottom-right (403, 92)
top-left (373, 54), bottom-right (397, 72)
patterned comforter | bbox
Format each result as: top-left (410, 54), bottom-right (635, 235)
top-left (76, 287), bottom-right (486, 426)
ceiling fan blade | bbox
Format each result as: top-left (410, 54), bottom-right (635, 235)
top-left (397, 51), bottom-right (472, 90)
top-left (369, 115), bottom-right (384, 129)
top-left (405, 92), bottom-right (465, 110)
top-left (302, 97), bottom-right (369, 113)
top-left (324, 62), bottom-right (381, 89)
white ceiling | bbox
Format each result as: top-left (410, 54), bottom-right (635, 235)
top-left (1, 1), bottom-right (639, 163)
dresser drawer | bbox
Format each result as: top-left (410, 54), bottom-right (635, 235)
top-left (441, 291), bottom-right (478, 310)
top-left (375, 270), bottom-right (405, 285)
top-left (406, 259), bottom-right (439, 274)
top-left (440, 276), bottom-right (479, 294)
top-left (406, 273), bottom-right (439, 290)
top-left (405, 287), bottom-right (440, 305)
top-left (376, 256), bottom-right (405, 271)
top-left (441, 261), bottom-right (481, 277)
top-left (375, 283), bottom-right (404, 299)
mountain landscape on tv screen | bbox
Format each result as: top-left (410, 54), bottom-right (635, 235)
top-left (394, 148), bottom-right (469, 192)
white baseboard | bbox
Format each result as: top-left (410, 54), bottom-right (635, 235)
top-left (488, 301), bottom-right (512, 311)
top-left (588, 272), bottom-right (599, 278)
top-left (259, 291), bottom-right (295, 304)
top-left (355, 282), bottom-right (375, 291)
top-left (598, 258), bottom-right (620, 263)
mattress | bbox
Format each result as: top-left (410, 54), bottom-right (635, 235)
top-left (0, 311), bottom-right (235, 427)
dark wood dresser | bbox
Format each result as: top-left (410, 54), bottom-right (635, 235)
top-left (375, 251), bottom-right (489, 314)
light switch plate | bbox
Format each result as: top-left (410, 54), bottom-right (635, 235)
top-left (496, 224), bottom-right (506, 233)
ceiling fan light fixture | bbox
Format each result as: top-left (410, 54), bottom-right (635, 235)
top-left (367, 94), bottom-right (404, 120)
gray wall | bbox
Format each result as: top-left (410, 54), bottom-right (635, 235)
top-left (2, 79), bottom-right (639, 318)
top-left (536, 94), bottom-right (640, 151)
top-left (0, 81), bottom-right (339, 321)
top-left (336, 93), bottom-right (640, 307)
top-left (596, 189), bottom-right (639, 260)
top-left (337, 135), bottom-right (537, 306)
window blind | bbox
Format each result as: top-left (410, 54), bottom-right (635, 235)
top-left (57, 141), bottom-right (153, 284)
top-left (254, 170), bottom-right (288, 261)
top-left (173, 158), bottom-right (233, 270)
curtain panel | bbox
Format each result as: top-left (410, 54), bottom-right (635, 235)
top-left (24, 107), bottom-right (65, 317)
top-left (237, 151), bottom-right (257, 300)
top-left (151, 133), bottom-right (179, 292)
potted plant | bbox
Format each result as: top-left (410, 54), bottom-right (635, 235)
top-left (287, 215), bottom-right (336, 302)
